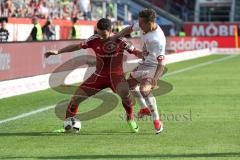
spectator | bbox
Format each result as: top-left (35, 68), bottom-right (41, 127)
top-left (77, 0), bottom-right (91, 20)
top-left (0, 0), bottom-right (16, 17)
top-left (29, 0), bottom-right (41, 17)
top-left (42, 18), bottom-right (56, 40)
top-left (0, 17), bottom-right (9, 42)
top-left (106, 2), bottom-right (114, 18)
top-left (70, 0), bottom-right (80, 20)
top-left (0, 0), bottom-right (95, 20)
top-left (69, 17), bottom-right (80, 39)
top-left (27, 16), bottom-right (43, 41)
top-left (39, 1), bottom-right (49, 18)
top-left (60, 3), bottom-right (71, 20)
top-left (106, 14), bottom-right (115, 23)
top-left (113, 20), bottom-right (123, 33)
top-left (60, 0), bottom-right (70, 6)
top-left (178, 27), bottom-right (186, 37)
top-left (91, 6), bottom-right (103, 20)
top-left (169, 24), bottom-right (177, 36)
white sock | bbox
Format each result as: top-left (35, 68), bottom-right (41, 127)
top-left (132, 85), bottom-right (148, 109)
top-left (145, 93), bottom-right (160, 121)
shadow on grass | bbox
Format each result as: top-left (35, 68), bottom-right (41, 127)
top-left (1, 152), bottom-right (240, 159)
top-left (0, 131), bottom-right (153, 137)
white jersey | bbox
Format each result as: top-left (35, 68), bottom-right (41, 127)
top-left (132, 23), bottom-right (166, 66)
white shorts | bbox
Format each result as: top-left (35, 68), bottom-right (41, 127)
top-left (130, 64), bottom-right (157, 82)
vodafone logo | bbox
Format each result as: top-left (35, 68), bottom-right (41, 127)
top-left (169, 38), bottom-right (218, 51)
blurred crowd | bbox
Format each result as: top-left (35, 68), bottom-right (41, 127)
top-left (0, 0), bottom-right (128, 42)
top-left (147, 0), bottom-right (195, 21)
top-left (0, 0), bottom-right (92, 20)
top-left (170, 0), bottom-right (195, 21)
top-left (0, 0), bottom-right (188, 42)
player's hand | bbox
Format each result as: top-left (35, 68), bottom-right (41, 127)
top-left (141, 51), bottom-right (149, 60)
top-left (132, 50), bottom-right (149, 59)
top-left (143, 51), bottom-right (149, 57)
top-left (44, 50), bottom-right (59, 58)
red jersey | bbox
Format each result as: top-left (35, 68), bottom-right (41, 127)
top-left (80, 34), bottom-right (135, 75)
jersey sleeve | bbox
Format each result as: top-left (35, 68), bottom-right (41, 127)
top-left (80, 34), bottom-right (99, 49)
top-left (80, 40), bottom-right (90, 49)
top-left (118, 37), bottom-right (136, 54)
top-left (149, 40), bottom-right (165, 62)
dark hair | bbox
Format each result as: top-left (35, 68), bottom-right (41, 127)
top-left (139, 9), bottom-right (156, 22)
top-left (72, 17), bottom-right (78, 23)
top-left (97, 18), bottom-right (112, 30)
top-left (0, 17), bottom-right (8, 23)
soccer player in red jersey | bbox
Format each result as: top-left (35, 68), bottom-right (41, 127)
top-left (45, 18), bottom-right (142, 133)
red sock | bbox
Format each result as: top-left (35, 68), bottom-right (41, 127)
top-left (122, 96), bottom-right (134, 120)
top-left (65, 101), bottom-right (78, 119)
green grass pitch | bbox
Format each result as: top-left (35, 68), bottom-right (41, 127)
top-left (0, 54), bottom-right (239, 160)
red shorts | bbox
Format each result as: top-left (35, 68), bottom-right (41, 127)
top-left (78, 73), bottom-right (127, 96)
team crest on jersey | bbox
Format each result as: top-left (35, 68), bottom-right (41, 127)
top-left (102, 41), bottom-right (117, 55)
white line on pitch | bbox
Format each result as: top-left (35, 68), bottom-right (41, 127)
top-left (163, 54), bottom-right (238, 77)
top-left (0, 105), bottom-right (55, 125)
top-left (0, 54), bottom-right (237, 125)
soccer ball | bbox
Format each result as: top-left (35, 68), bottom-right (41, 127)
top-left (64, 117), bottom-right (81, 133)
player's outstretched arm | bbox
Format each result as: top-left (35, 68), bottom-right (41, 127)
top-left (121, 38), bottom-right (148, 59)
top-left (132, 49), bottom-right (149, 59)
top-left (111, 26), bottom-right (132, 41)
top-left (152, 58), bottom-right (165, 87)
top-left (117, 26), bottom-right (132, 38)
top-left (45, 44), bottom-right (81, 58)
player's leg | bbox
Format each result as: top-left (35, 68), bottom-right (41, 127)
top-left (66, 73), bottom-right (103, 119)
top-left (55, 86), bottom-right (99, 133)
top-left (140, 79), bottom-right (163, 134)
top-left (111, 75), bottom-right (139, 133)
top-left (128, 68), bottom-right (151, 118)
top-left (65, 86), bottom-right (100, 118)
top-left (144, 93), bottom-right (163, 134)
top-left (132, 85), bottom-right (151, 118)
top-left (59, 74), bottom-right (104, 132)
top-left (115, 79), bottom-right (134, 120)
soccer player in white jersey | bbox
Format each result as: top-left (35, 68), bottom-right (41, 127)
top-left (114, 9), bottom-right (166, 134)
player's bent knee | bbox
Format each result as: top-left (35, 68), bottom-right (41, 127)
top-left (117, 89), bottom-right (130, 99)
top-left (127, 78), bottom-right (138, 90)
top-left (140, 79), bottom-right (153, 97)
top-left (116, 82), bottom-right (130, 98)
top-left (140, 85), bottom-right (152, 98)
top-left (140, 90), bottom-right (151, 98)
